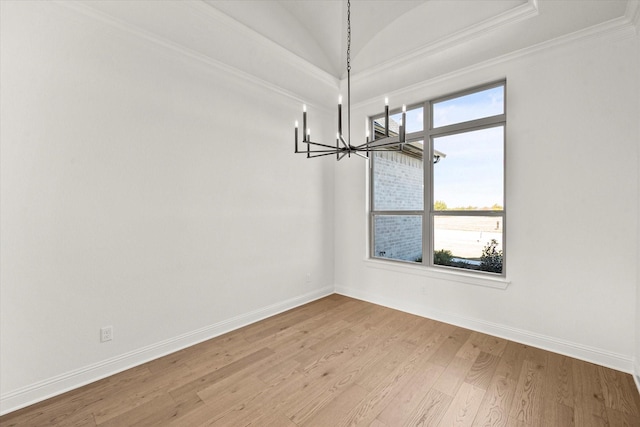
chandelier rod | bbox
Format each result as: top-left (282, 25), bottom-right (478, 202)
top-left (293, 0), bottom-right (409, 161)
top-left (347, 0), bottom-right (351, 150)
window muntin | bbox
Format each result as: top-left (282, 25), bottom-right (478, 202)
top-left (370, 81), bottom-right (506, 276)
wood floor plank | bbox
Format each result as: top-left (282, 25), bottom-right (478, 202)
top-left (339, 343), bottom-right (436, 426)
top-left (455, 331), bottom-right (486, 361)
top-left (464, 351), bottom-right (501, 390)
top-left (375, 362), bottom-right (444, 426)
top-left (432, 356), bottom-right (477, 396)
top-left (169, 347), bottom-right (274, 405)
top-left (572, 359), bottom-right (610, 427)
top-left (244, 410), bottom-right (298, 427)
top-left (286, 373), bottom-right (357, 425)
top-left (0, 365), bottom-right (153, 427)
top-left (429, 327), bottom-right (473, 367)
top-left (597, 364), bottom-right (640, 416)
top-left (478, 334), bottom-right (508, 357)
top-left (606, 407), bottom-right (640, 426)
top-left (473, 342), bottom-right (528, 427)
top-left (98, 393), bottom-right (176, 427)
top-left (544, 353), bottom-right (574, 408)
top-left (508, 359), bottom-right (546, 426)
top-left (472, 376), bottom-right (518, 427)
top-left (2, 295), bottom-right (639, 427)
top-left (402, 388), bottom-right (453, 427)
top-left (540, 401), bottom-right (575, 427)
top-left (437, 382), bottom-right (485, 427)
top-left (92, 362), bottom-right (204, 424)
top-left (303, 382), bottom-right (369, 427)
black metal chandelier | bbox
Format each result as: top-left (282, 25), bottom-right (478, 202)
top-left (293, 0), bottom-right (407, 161)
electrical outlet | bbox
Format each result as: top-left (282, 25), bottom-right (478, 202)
top-left (100, 326), bottom-right (113, 342)
top-left (305, 273), bottom-right (312, 284)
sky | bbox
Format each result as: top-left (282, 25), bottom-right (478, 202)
top-left (387, 85), bottom-right (505, 209)
top-left (433, 126), bottom-right (503, 208)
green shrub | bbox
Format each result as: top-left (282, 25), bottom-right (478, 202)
top-left (480, 239), bottom-right (503, 273)
top-left (434, 249), bottom-right (453, 266)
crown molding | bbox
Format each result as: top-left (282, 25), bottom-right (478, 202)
top-left (626, 0), bottom-right (640, 33)
top-left (353, 0), bottom-right (539, 83)
top-left (184, 1), bottom-right (339, 88)
top-left (53, 1), bottom-right (337, 111)
top-left (353, 5), bottom-right (638, 112)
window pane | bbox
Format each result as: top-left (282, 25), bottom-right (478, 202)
top-left (373, 145), bottom-right (423, 211)
top-left (433, 215), bottom-right (503, 273)
top-left (433, 126), bottom-right (503, 211)
top-left (374, 215), bottom-right (422, 262)
top-left (433, 85), bottom-right (504, 128)
top-left (373, 107), bottom-right (424, 139)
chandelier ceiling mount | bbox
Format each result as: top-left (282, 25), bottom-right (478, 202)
top-left (293, 0), bottom-right (407, 161)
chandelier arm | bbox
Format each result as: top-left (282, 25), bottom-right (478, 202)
top-left (306, 149), bottom-right (350, 153)
top-left (305, 140), bottom-right (342, 149)
top-left (352, 151), bottom-right (368, 159)
top-left (307, 151), bottom-right (347, 158)
top-left (355, 139), bottom-right (402, 149)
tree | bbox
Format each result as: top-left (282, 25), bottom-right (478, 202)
top-left (480, 239), bottom-right (503, 273)
top-left (434, 200), bottom-right (447, 211)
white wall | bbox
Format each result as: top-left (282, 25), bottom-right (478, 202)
top-left (335, 31), bottom-right (640, 373)
top-left (636, 39), bottom-right (640, 389)
top-left (0, 1), bottom-right (335, 413)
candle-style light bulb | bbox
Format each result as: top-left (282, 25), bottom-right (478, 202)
top-left (401, 105), bottom-right (407, 143)
top-left (303, 104), bottom-right (307, 112)
top-left (338, 95), bottom-right (342, 104)
top-left (295, 120), bottom-right (298, 128)
top-left (384, 98), bottom-right (390, 137)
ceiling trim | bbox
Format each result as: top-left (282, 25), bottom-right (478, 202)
top-left (626, 0), bottom-right (640, 32)
top-left (53, 1), bottom-right (337, 111)
top-left (353, 8), bottom-right (638, 112)
top-left (352, 0), bottom-right (539, 82)
top-left (185, 1), bottom-right (339, 89)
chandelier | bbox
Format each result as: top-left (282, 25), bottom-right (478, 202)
top-left (293, 0), bottom-right (407, 161)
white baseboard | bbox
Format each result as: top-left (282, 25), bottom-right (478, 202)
top-left (335, 285), bottom-right (634, 374)
top-left (0, 286), bottom-right (334, 416)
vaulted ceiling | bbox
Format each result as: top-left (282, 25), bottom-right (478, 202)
top-left (67, 0), bottom-right (638, 104)
top-left (203, 0), bottom-right (632, 78)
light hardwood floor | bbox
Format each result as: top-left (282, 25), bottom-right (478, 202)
top-left (2, 294), bottom-right (640, 426)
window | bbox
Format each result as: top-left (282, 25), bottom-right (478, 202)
top-left (370, 81), bottom-right (506, 275)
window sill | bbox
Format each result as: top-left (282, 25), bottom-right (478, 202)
top-left (363, 258), bottom-right (510, 290)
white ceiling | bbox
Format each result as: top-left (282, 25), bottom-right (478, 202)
top-left (68, 0), bottom-right (637, 105)
top-left (202, 0), bottom-right (633, 79)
